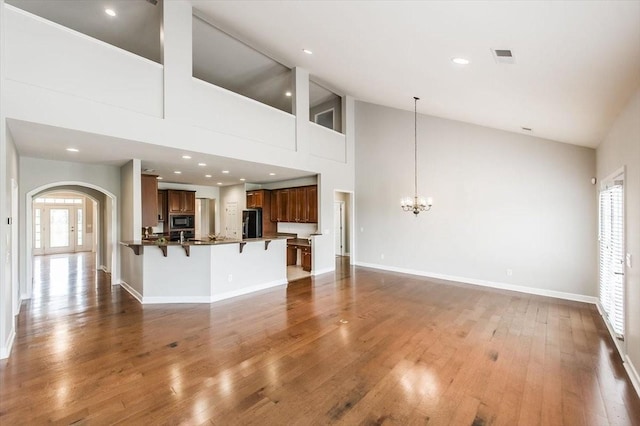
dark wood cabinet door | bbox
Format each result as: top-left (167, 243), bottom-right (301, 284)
top-left (307, 186), bottom-right (318, 223)
top-left (141, 174), bottom-right (158, 227)
top-left (157, 190), bottom-right (167, 222)
top-left (167, 190), bottom-right (182, 214)
top-left (167, 190), bottom-right (195, 214)
top-left (296, 187), bottom-right (308, 222)
top-left (270, 191), bottom-right (278, 221)
top-left (183, 191), bottom-right (195, 214)
top-left (246, 192), bottom-right (255, 208)
top-left (278, 189), bottom-right (290, 222)
top-left (302, 248), bottom-right (312, 272)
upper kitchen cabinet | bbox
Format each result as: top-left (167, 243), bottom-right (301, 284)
top-left (141, 174), bottom-right (159, 227)
top-left (271, 186), bottom-right (317, 223)
top-left (289, 187), bottom-right (308, 223)
top-left (271, 189), bottom-right (290, 222)
top-left (307, 186), bottom-right (318, 223)
top-left (246, 190), bottom-right (266, 209)
top-left (157, 190), bottom-right (167, 222)
top-left (167, 190), bottom-right (196, 215)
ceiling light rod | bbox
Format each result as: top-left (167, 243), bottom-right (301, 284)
top-left (401, 96), bottom-right (433, 216)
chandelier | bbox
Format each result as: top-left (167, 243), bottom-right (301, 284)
top-left (401, 96), bottom-right (433, 215)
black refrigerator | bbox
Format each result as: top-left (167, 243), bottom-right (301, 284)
top-left (242, 209), bottom-right (262, 239)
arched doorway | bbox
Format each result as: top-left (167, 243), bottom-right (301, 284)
top-left (24, 182), bottom-right (118, 300)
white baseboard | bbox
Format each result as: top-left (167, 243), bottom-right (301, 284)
top-left (210, 279), bottom-right (288, 303)
top-left (119, 279), bottom-right (288, 305)
top-left (117, 280), bottom-right (142, 303)
top-left (312, 267), bottom-right (335, 277)
top-left (624, 355), bottom-right (640, 397)
top-left (0, 327), bottom-right (16, 359)
top-left (143, 296), bottom-right (214, 304)
top-left (354, 261), bottom-right (598, 304)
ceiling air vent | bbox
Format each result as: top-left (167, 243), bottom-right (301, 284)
top-left (491, 48), bottom-right (515, 64)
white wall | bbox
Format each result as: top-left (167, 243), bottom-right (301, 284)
top-left (192, 79), bottom-right (296, 151)
top-left (355, 101), bottom-right (597, 300)
top-left (4, 6), bottom-right (163, 118)
top-left (309, 122), bottom-right (346, 163)
top-left (596, 87), bottom-right (640, 386)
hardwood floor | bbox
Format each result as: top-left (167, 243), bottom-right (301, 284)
top-left (1, 253), bottom-right (638, 425)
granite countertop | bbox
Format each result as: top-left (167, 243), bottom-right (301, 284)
top-left (120, 235), bottom-right (291, 247)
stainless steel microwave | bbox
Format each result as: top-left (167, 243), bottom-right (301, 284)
top-left (170, 215), bottom-right (194, 229)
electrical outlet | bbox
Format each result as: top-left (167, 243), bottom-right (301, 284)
top-left (506, 269), bottom-right (513, 276)
top-left (228, 274), bottom-right (233, 282)
top-left (381, 254), bottom-right (385, 260)
top-left (360, 227), bottom-right (364, 232)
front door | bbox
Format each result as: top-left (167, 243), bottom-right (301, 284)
top-left (33, 203), bottom-right (86, 255)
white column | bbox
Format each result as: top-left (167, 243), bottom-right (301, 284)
top-left (162, 0), bottom-right (193, 122)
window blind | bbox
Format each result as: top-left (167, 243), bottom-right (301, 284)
top-left (599, 183), bottom-right (624, 337)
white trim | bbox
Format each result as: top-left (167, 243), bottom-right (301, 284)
top-left (314, 107), bottom-right (335, 128)
top-left (312, 267), bottom-right (334, 277)
top-left (117, 280), bottom-right (142, 304)
top-left (210, 279), bottom-right (288, 303)
top-left (624, 355), bottom-right (640, 397)
top-left (354, 261), bottom-right (598, 304)
top-left (100, 265), bottom-right (109, 273)
top-left (595, 302), bottom-right (640, 397)
top-left (0, 328), bottom-right (16, 360)
top-left (143, 296), bottom-right (214, 304)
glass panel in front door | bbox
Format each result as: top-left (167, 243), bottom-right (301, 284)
top-left (50, 208), bottom-right (70, 248)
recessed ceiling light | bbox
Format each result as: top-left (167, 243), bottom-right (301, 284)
top-left (66, 148), bottom-right (79, 152)
top-left (269, 173), bottom-right (276, 176)
top-left (198, 162), bottom-right (206, 167)
top-left (105, 8), bottom-right (116, 17)
top-left (181, 155), bottom-right (191, 159)
top-left (302, 49), bottom-right (313, 55)
top-left (222, 170), bottom-right (229, 174)
top-left (217, 182), bottom-right (223, 185)
top-left (240, 178), bottom-right (246, 181)
top-left (205, 174), bottom-right (212, 178)
top-left (452, 57), bottom-right (470, 65)
top-left (174, 171), bottom-right (182, 174)
top-left (156, 176), bottom-right (163, 180)
top-left (285, 91), bottom-right (292, 97)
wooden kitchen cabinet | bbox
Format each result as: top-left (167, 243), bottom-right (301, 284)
top-left (301, 246), bottom-right (312, 272)
top-left (272, 189), bottom-right (290, 222)
top-left (307, 185), bottom-right (318, 223)
top-left (246, 190), bottom-right (265, 209)
top-left (289, 187), bottom-right (308, 223)
top-left (141, 174), bottom-right (158, 227)
top-left (270, 185), bottom-right (318, 223)
top-left (157, 190), bottom-right (167, 222)
top-left (167, 190), bottom-right (195, 214)
top-left (287, 240), bottom-right (312, 272)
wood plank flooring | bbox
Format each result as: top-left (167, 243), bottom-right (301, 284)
top-left (1, 253), bottom-right (638, 425)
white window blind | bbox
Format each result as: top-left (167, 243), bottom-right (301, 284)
top-left (599, 182), bottom-right (624, 337)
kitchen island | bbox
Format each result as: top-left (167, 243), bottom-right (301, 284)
top-left (119, 237), bottom-right (288, 304)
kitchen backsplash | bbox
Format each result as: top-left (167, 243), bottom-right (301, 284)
top-left (277, 222), bottom-right (317, 238)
